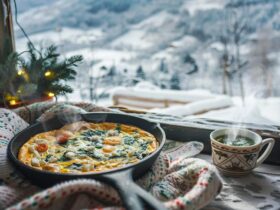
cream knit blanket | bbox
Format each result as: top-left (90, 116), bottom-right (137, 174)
top-left (0, 102), bottom-right (222, 210)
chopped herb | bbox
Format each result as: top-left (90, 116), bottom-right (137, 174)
top-left (77, 148), bottom-right (87, 155)
top-left (88, 151), bottom-right (103, 160)
top-left (95, 143), bottom-right (103, 149)
top-left (45, 154), bottom-right (52, 162)
top-left (67, 163), bottom-right (83, 170)
top-left (112, 149), bottom-right (127, 158)
top-left (66, 138), bottom-right (79, 146)
top-left (58, 152), bottom-right (71, 162)
top-left (134, 148), bottom-right (148, 160)
top-left (77, 148), bottom-right (103, 160)
top-left (134, 151), bottom-right (143, 159)
top-left (83, 136), bottom-right (91, 141)
top-left (123, 136), bottom-right (135, 145)
top-left (139, 141), bottom-right (148, 151)
top-left (81, 129), bottom-right (105, 137)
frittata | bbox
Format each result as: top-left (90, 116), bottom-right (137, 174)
top-left (18, 121), bottom-right (158, 173)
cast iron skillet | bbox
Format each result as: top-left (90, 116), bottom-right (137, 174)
top-left (8, 112), bottom-right (167, 210)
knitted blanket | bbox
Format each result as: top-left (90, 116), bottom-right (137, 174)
top-left (0, 102), bottom-right (222, 210)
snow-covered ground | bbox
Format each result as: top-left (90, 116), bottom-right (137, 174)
top-left (106, 84), bottom-right (280, 126)
top-left (15, 0), bottom-right (280, 126)
top-left (58, 83), bottom-right (280, 126)
top-left (183, 0), bottom-right (225, 16)
top-left (189, 98), bottom-right (280, 126)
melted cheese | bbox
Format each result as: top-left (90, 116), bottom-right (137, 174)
top-left (18, 121), bottom-right (158, 173)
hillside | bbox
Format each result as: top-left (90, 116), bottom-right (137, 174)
top-left (14, 0), bottom-right (280, 99)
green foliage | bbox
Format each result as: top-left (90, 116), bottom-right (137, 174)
top-left (183, 54), bottom-right (198, 75)
top-left (136, 65), bottom-right (145, 80)
top-left (170, 73), bottom-right (180, 90)
top-left (0, 52), bottom-right (22, 96)
top-left (20, 43), bottom-right (83, 96)
top-left (0, 42), bottom-right (83, 105)
top-left (108, 65), bottom-right (116, 77)
top-left (159, 59), bottom-right (168, 73)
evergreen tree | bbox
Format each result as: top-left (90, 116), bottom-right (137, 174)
top-left (170, 73), bottom-right (180, 90)
top-left (108, 65), bottom-right (116, 77)
top-left (159, 59), bottom-right (168, 73)
top-left (136, 65), bottom-right (146, 80)
top-left (100, 66), bottom-right (107, 71)
top-left (183, 54), bottom-right (198, 74)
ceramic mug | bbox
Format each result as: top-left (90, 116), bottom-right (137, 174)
top-left (210, 128), bottom-right (275, 176)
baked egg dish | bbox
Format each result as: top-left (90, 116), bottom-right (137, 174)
top-left (18, 121), bottom-right (158, 173)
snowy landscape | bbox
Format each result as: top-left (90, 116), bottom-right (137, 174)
top-left (14, 0), bottom-right (280, 125)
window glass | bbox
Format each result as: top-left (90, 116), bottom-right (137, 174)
top-left (14, 0), bottom-right (280, 125)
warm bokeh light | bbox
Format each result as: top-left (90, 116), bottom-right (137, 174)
top-left (17, 69), bottom-right (29, 81)
top-left (47, 92), bottom-right (55, 97)
top-left (17, 69), bottom-right (25, 76)
top-left (44, 70), bottom-right (52, 77)
top-left (9, 100), bottom-right (17, 106)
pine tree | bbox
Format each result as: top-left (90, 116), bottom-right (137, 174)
top-left (159, 59), bottom-right (168, 73)
top-left (136, 65), bottom-right (146, 80)
top-left (108, 65), bottom-right (116, 77)
top-left (170, 73), bottom-right (180, 90)
top-left (183, 54), bottom-right (198, 74)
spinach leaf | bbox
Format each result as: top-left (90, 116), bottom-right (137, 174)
top-left (134, 151), bottom-right (143, 159)
top-left (67, 163), bottom-right (83, 170)
top-left (45, 154), bottom-right (52, 162)
top-left (123, 136), bottom-right (135, 145)
top-left (88, 151), bottom-right (103, 160)
top-left (139, 142), bottom-right (148, 151)
top-left (58, 152), bottom-right (71, 162)
top-left (66, 138), bottom-right (79, 146)
top-left (77, 148), bottom-right (103, 160)
top-left (81, 129), bottom-right (105, 137)
top-left (95, 143), bottom-right (103, 149)
top-left (112, 150), bottom-right (127, 158)
top-left (134, 150), bottom-right (148, 160)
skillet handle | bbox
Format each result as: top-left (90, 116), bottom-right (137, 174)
top-left (102, 170), bottom-right (167, 210)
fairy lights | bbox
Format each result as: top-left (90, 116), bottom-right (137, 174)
top-left (9, 99), bottom-right (17, 106)
top-left (17, 69), bottom-right (29, 81)
top-left (17, 69), bottom-right (25, 76)
top-left (47, 92), bottom-right (55, 97)
top-left (44, 70), bottom-right (53, 77)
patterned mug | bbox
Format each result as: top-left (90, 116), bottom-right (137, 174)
top-left (210, 128), bottom-right (275, 176)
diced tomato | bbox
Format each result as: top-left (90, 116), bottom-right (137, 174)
top-left (56, 134), bottom-right (69, 144)
top-left (36, 143), bottom-right (48, 152)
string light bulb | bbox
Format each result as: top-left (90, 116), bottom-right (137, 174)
top-left (47, 92), bottom-right (55, 97)
top-left (44, 70), bottom-right (53, 77)
top-left (17, 69), bottom-right (25, 76)
top-left (9, 100), bottom-right (17, 106)
top-left (17, 69), bottom-right (29, 81)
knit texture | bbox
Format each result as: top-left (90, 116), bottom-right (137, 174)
top-left (0, 102), bottom-right (222, 210)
